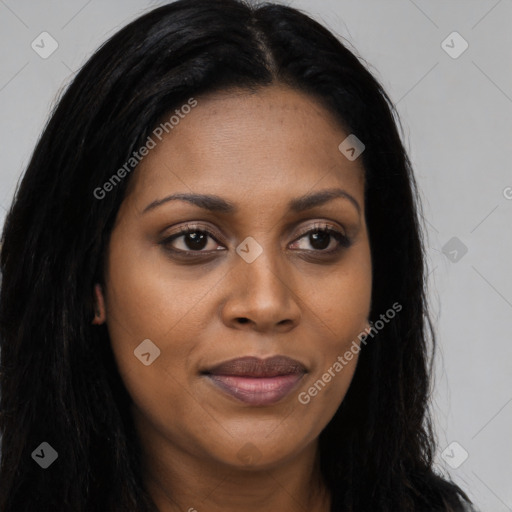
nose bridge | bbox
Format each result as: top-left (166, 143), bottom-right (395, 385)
top-left (222, 236), bottom-right (301, 330)
top-left (238, 236), bottom-right (289, 299)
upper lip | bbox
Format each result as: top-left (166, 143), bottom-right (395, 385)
top-left (203, 356), bottom-right (307, 378)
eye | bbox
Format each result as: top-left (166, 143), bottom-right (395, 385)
top-left (160, 222), bottom-right (351, 258)
top-left (289, 223), bottom-right (351, 254)
top-left (161, 224), bottom-right (225, 254)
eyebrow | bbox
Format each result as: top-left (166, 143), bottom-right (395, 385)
top-left (142, 188), bottom-right (361, 216)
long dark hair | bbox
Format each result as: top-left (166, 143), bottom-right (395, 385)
top-left (0, 0), bottom-right (473, 510)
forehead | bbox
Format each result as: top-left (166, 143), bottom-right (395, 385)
top-left (125, 85), bottom-right (365, 209)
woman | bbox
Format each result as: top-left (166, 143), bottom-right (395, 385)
top-left (0, 0), bottom-right (476, 510)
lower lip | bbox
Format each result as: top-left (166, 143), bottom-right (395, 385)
top-left (206, 373), bottom-right (305, 405)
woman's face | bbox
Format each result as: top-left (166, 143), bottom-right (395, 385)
top-left (99, 84), bottom-right (372, 470)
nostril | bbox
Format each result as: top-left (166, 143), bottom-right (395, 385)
top-left (236, 318), bottom-right (250, 324)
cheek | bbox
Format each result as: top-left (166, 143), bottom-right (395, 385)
top-left (305, 243), bottom-right (372, 338)
top-left (102, 247), bottom-right (201, 443)
top-left (295, 297), bottom-right (365, 427)
top-left (102, 232), bottom-right (197, 405)
top-left (103, 225), bottom-right (213, 347)
top-left (295, 244), bottom-right (371, 410)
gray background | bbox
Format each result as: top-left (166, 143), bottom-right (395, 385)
top-left (1, 1), bottom-right (511, 510)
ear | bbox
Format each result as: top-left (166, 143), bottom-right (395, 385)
top-left (92, 283), bottom-right (107, 325)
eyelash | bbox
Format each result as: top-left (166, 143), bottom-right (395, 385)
top-left (160, 222), bottom-right (352, 258)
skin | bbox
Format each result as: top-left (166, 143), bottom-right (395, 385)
top-left (93, 84), bottom-right (372, 512)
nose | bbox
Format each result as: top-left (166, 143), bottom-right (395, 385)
top-left (220, 246), bottom-right (302, 333)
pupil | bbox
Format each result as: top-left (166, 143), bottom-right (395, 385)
top-left (310, 231), bottom-right (330, 250)
top-left (182, 231), bottom-right (332, 251)
top-left (186, 232), bottom-right (208, 250)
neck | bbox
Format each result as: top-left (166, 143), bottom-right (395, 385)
top-left (136, 416), bottom-right (331, 512)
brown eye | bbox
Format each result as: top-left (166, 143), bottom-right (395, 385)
top-left (177, 230), bottom-right (210, 251)
top-left (290, 225), bottom-right (351, 253)
top-left (161, 225), bottom-right (225, 254)
top-left (308, 230), bottom-right (332, 250)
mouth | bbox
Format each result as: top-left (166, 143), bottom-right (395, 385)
top-left (201, 355), bottom-right (307, 406)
